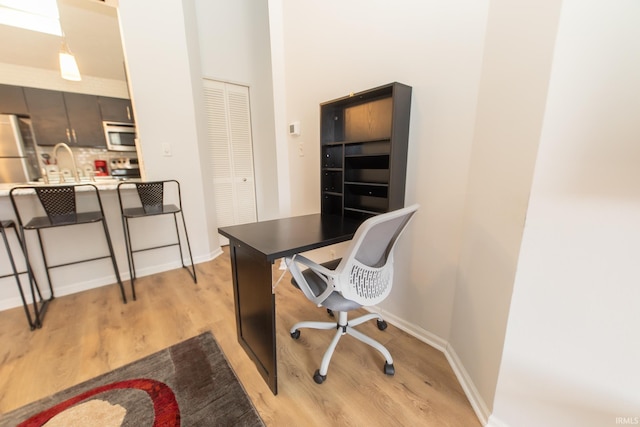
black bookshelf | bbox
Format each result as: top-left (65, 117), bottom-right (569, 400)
top-left (320, 82), bottom-right (412, 219)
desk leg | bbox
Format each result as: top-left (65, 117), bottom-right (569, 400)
top-left (229, 240), bottom-right (278, 394)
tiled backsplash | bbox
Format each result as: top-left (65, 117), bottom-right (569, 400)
top-left (37, 146), bottom-right (137, 177)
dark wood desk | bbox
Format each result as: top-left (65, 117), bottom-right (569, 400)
top-left (218, 213), bottom-right (363, 394)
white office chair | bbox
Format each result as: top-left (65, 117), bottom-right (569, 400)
top-left (286, 204), bottom-right (419, 384)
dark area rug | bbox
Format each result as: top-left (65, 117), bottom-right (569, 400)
top-left (0, 332), bottom-right (264, 427)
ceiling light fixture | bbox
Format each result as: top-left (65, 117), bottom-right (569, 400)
top-left (59, 34), bottom-right (81, 81)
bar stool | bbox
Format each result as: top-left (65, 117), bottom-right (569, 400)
top-left (117, 180), bottom-right (197, 300)
top-left (0, 220), bottom-right (45, 330)
top-left (10, 184), bottom-right (127, 326)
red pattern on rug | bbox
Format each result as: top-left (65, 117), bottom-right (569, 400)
top-left (17, 378), bottom-right (179, 427)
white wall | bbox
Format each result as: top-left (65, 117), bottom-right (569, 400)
top-left (278, 0), bottom-right (489, 341)
top-left (117, 0), bottom-right (219, 266)
top-left (451, 0), bottom-right (562, 414)
top-left (119, 0), bottom-right (278, 265)
top-left (276, 0), bottom-right (495, 418)
top-left (490, 1), bottom-right (640, 426)
top-left (195, 0), bottom-right (280, 221)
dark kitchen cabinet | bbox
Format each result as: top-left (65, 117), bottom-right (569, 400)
top-left (320, 82), bottom-right (412, 219)
top-left (98, 96), bottom-right (134, 123)
top-left (23, 88), bottom-right (68, 146)
top-left (64, 92), bottom-right (104, 146)
top-left (23, 87), bottom-right (105, 147)
top-left (0, 84), bottom-right (29, 115)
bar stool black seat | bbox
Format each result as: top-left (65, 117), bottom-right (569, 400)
top-left (0, 219), bottom-right (45, 330)
top-left (117, 180), bottom-right (196, 300)
top-left (9, 184), bottom-right (127, 326)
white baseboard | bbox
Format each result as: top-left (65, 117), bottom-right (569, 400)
top-left (444, 342), bottom-right (491, 425)
top-left (0, 273), bottom-right (122, 311)
top-left (0, 248), bottom-right (224, 311)
top-left (486, 414), bottom-right (509, 427)
top-left (372, 305), bottom-right (448, 352)
top-left (130, 248), bottom-right (222, 280)
top-left (371, 305), bottom-right (491, 426)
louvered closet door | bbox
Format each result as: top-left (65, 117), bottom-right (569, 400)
top-left (203, 79), bottom-right (257, 240)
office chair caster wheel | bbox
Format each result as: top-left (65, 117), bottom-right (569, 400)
top-left (377, 319), bottom-right (388, 330)
top-left (291, 330), bottom-right (301, 339)
top-left (327, 308), bottom-right (334, 317)
top-left (384, 362), bottom-right (395, 376)
top-left (313, 370), bottom-right (326, 384)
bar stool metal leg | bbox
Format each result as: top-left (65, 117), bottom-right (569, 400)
top-left (20, 225), bottom-right (54, 327)
top-left (0, 220), bottom-right (45, 330)
top-left (178, 211), bottom-right (197, 283)
top-left (101, 216), bottom-right (128, 303)
top-left (35, 228), bottom-right (56, 298)
top-left (120, 215), bottom-right (136, 300)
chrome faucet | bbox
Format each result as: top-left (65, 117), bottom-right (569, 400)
top-left (53, 142), bottom-right (79, 183)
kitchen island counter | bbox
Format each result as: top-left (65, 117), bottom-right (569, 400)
top-left (0, 178), bottom-right (142, 197)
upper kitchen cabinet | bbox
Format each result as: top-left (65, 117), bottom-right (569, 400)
top-left (23, 88), bottom-right (67, 146)
top-left (64, 92), bottom-right (105, 146)
top-left (98, 96), bottom-right (134, 123)
top-left (0, 84), bottom-right (29, 115)
top-left (23, 87), bottom-right (105, 147)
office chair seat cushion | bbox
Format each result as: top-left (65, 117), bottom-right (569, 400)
top-left (291, 258), bottom-right (362, 312)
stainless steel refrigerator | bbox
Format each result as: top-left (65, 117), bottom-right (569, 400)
top-left (0, 114), bottom-right (41, 183)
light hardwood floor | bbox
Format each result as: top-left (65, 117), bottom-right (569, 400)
top-left (0, 248), bottom-right (481, 426)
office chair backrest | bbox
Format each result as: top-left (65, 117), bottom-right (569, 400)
top-left (335, 204), bottom-right (419, 306)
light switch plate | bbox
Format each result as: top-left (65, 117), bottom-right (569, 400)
top-left (162, 143), bottom-right (172, 156)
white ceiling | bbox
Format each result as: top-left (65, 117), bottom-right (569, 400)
top-left (0, 0), bottom-right (126, 82)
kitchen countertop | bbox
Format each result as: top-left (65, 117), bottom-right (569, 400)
top-left (0, 178), bottom-right (142, 197)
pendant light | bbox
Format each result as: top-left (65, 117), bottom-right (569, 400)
top-left (59, 33), bottom-right (81, 81)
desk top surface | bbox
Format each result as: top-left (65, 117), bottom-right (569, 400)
top-left (218, 213), bottom-right (363, 261)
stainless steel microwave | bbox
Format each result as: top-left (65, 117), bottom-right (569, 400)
top-left (103, 121), bottom-right (136, 152)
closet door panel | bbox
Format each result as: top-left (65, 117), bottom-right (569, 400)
top-left (204, 79), bottom-right (257, 235)
top-left (226, 84), bottom-right (256, 225)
